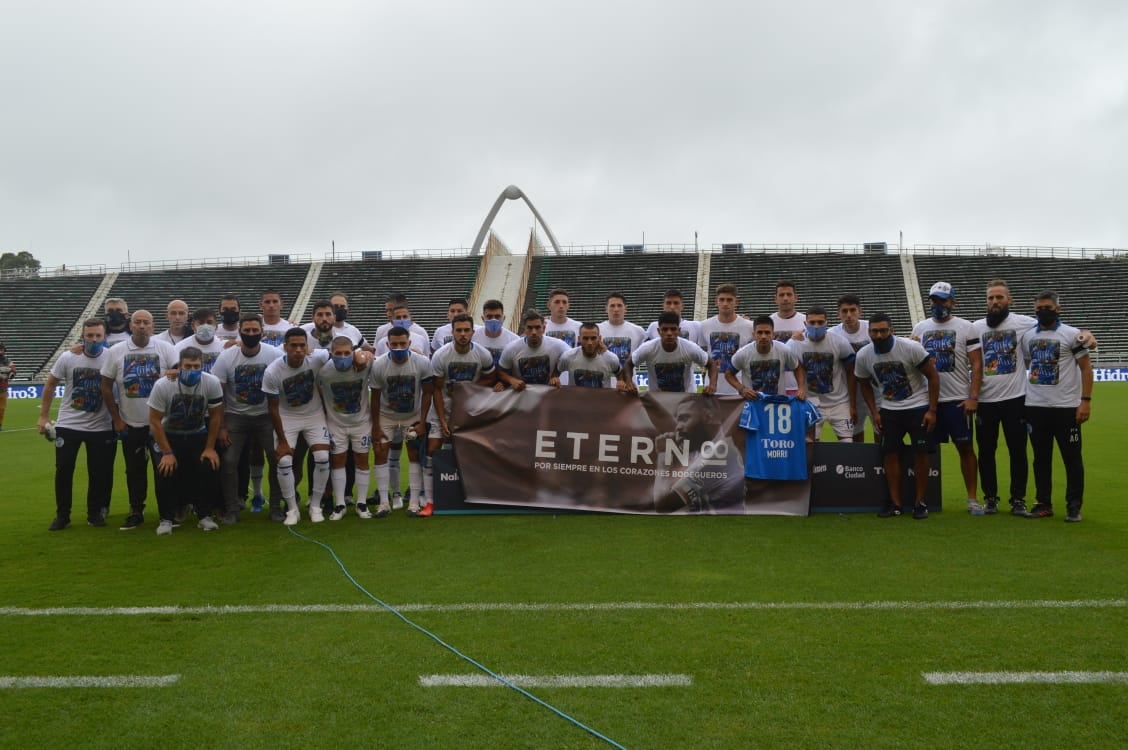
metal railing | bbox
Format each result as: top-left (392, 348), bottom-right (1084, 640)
top-left (912, 244), bottom-right (1128, 260)
top-left (119, 254), bottom-right (313, 272)
top-left (710, 243), bottom-right (896, 254)
top-left (0, 263), bottom-right (107, 280)
top-left (323, 247), bottom-right (476, 262)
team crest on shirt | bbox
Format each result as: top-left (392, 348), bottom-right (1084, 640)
top-left (981, 330), bottom-right (1018, 376)
top-left (281, 369), bottom-right (316, 407)
top-left (921, 330), bottom-right (957, 373)
top-left (233, 364), bottom-right (268, 404)
top-left (517, 355), bottom-right (551, 384)
top-left (653, 362), bottom-right (687, 392)
top-left (873, 362), bottom-right (913, 402)
top-left (384, 374), bottom-right (418, 413)
top-left (802, 352), bottom-right (835, 394)
top-left (329, 380), bottom-right (364, 415)
top-left (71, 367), bottom-right (104, 412)
top-left (1028, 340), bottom-right (1061, 385)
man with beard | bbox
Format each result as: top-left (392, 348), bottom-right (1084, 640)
top-left (155, 300), bottom-right (191, 346)
top-left (301, 300), bottom-right (338, 351)
top-left (259, 289), bottom-right (295, 348)
top-left (553, 322), bottom-right (633, 392)
top-left (497, 310), bottom-right (569, 389)
top-left (103, 298), bottom-right (131, 348)
top-left (216, 294), bottom-right (242, 343)
top-left (100, 309), bottom-right (177, 530)
top-left (174, 309), bottom-right (226, 372)
top-left (652, 397), bottom-right (745, 513)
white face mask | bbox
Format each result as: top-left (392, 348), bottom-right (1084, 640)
top-left (195, 324), bottom-right (216, 343)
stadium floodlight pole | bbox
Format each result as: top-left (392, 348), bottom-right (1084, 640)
top-left (469, 185), bottom-right (563, 257)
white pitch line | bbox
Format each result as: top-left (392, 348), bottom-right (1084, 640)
top-left (420, 674), bottom-right (693, 688)
top-left (0, 599), bottom-right (1123, 617)
top-left (924, 671), bottom-right (1128, 685)
top-left (0, 674), bottom-right (180, 689)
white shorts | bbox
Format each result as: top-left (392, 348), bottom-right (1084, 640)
top-left (377, 413), bottom-right (427, 445)
top-left (812, 400), bottom-right (855, 441)
top-left (279, 417), bottom-right (330, 451)
top-left (327, 422), bottom-right (371, 455)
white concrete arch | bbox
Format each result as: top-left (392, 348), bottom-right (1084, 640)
top-left (469, 185), bottom-right (563, 257)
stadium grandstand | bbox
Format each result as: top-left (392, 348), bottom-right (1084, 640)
top-left (2, 241), bottom-right (1127, 382)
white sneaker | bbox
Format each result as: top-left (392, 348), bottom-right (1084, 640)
top-left (376, 501), bottom-right (391, 518)
top-left (329, 505), bottom-right (347, 521)
top-left (391, 492), bottom-right (404, 511)
top-left (967, 500), bottom-right (985, 516)
top-left (284, 508), bottom-right (300, 526)
top-left (197, 516), bottom-right (219, 531)
top-left (309, 505), bottom-right (325, 523)
top-left (407, 501), bottom-right (421, 517)
top-left (156, 520), bottom-right (173, 536)
top-left (355, 503), bottom-right (373, 519)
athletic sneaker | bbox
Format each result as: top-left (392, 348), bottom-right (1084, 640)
top-left (222, 511), bottom-right (241, 525)
top-left (407, 501), bottom-right (421, 517)
top-left (197, 516), bottom-right (219, 531)
top-left (1009, 499), bottom-right (1028, 516)
top-left (419, 502), bottom-right (434, 517)
top-left (283, 508), bottom-right (300, 526)
top-left (391, 491), bottom-right (404, 511)
top-left (877, 502), bottom-right (902, 518)
top-left (912, 502), bottom-right (929, 520)
top-left (156, 520), bottom-right (173, 536)
top-left (375, 501), bottom-right (391, 518)
top-left (87, 515), bottom-right (107, 527)
top-left (329, 505), bottom-right (347, 521)
top-left (967, 500), bottom-right (985, 516)
top-left (269, 508), bottom-right (285, 523)
top-left (48, 517), bottom-right (70, 531)
top-left (355, 503), bottom-right (373, 519)
top-left (1065, 504), bottom-right (1083, 523)
top-left (251, 494), bottom-right (265, 512)
top-left (309, 505), bottom-right (325, 523)
top-left (119, 513), bottom-right (144, 530)
top-left (983, 496), bottom-right (1000, 515)
top-left (1025, 503), bottom-right (1054, 519)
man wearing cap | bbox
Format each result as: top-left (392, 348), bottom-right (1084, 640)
top-left (912, 282), bottom-right (984, 515)
top-left (0, 341), bottom-right (13, 430)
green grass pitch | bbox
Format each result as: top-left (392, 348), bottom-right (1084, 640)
top-left (0, 389), bottom-right (1125, 749)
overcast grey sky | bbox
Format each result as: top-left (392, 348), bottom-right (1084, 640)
top-left (2, 1), bottom-right (1126, 269)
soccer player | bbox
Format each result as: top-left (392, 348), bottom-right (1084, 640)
top-left (911, 282), bottom-right (984, 514)
top-left (147, 347), bottom-right (224, 535)
top-left (100, 309), bottom-right (177, 530)
top-left (645, 289), bottom-right (701, 343)
top-left (302, 300), bottom-right (339, 350)
top-left (103, 298), bottom-right (131, 348)
top-left (632, 312), bottom-right (716, 393)
top-left (39, 319), bottom-right (116, 530)
top-left (496, 310), bottom-right (569, 390)
top-left (262, 328), bottom-right (334, 525)
top-left (431, 298), bottom-right (476, 352)
top-left (375, 303), bottom-right (431, 356)
top-left (787, 305), bottom-right (856, 442)
top-left (260, 289), bottom-right (295, 348)
top-left (1020, 291), bottom-right (1092, 522)
top-left (727, 316), bottom-right (806, 400)
top-left (830, 294), bottom-right (879, 443)
top-left (552, 322), bottom-right (634, 392)
top-left (471, 299), bottom-right (519, 366)
top-left (155, 299), bottom-right (191, 346)
top-left (216, 294), bottom-right (242, 342)
top-left (318, 337), bottom-right (375, 520)
top-left (771, 280), bottom-right (806, 394)
top-left (598, 292), bottom-right (647, 382)
top-left (697, 283), bottom-right (755, 397)
top-left (328, 292), bottom-right (367, 348)
top-left (543, 288), bottom-right (582, 348)
top-left (854, 312), bottom-right (940, 520)
top-left (374, 293), bottom-right (429, 343)
top-left (211, 313), bottom-right (284, 523)
top-left (370, 327), bottom-right (434, 517)
top-left (429, 315), bottom-right (497, 512)
top-left (175, 308), bottom-right (226, 372)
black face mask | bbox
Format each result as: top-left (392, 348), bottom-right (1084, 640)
top-left (333, 306), bottom-right (348, 324)
top-left (872, 336), bottom-right (895, 354)
top-left (221, 309), bottom-right (240, 326)
top-left (105, 311), bottom-right (127, 331)
top-left (1035, 309), bottom-right (1059, 328)
top-left (240, 332), bottom-right (262, 349)
top-left (985, 307), bottom-right (1010, 328)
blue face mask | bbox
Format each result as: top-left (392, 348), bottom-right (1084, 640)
top-left (332, 355), bottom-right (353, 372)
top-left (83, 340), bottom-right (105, 357)
top-left (930, 303), bottom-right (951, 321)
top-left (483, 319), bottom-right (504, 334)
top-left (873, 336), bottom-right (895, 354)
top-left (388, 348), bottom-right (409, 363)
top-left (804, 324), bottom-right (827, 341)
top-left (392, 319), bottom-right (411, 330)
top-left (178, 369), bottom-right (202, 386)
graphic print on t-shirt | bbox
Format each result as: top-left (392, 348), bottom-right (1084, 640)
top-left (773, 331), bottom-right (793, 344)
top-left (233, 364), bottom-right (268, 405)
top-left (921, 330), bottom-right (957, 373)
top-left (200, 351), bottom-right (219, 373)
top-left (517, 355), bottom-right (551, 384)
top-left (167, 393), bottom-right (206, 432)
top-left (981, 330), bottom-right (1018, 376)
top-left (572, 369), bottom-right (606, 389)
top-left (873, 361), bottom-right (913, 402)
top-left (802, 352), bottom-right (835, 394)
top-left (708, 332), bottom-right (741, 373)
top-left (71, 367), bottom-right (104, 412)
top-left (281, 369), bottom-right (315, 408)
top-left (443, 362), bottom-right (480, 394)
top-left (1028, 339), bottom-right (1061, 385)
top-left (602, 337), bottom-right (631, 367)
top-left (123, 353), bottom-right (162, 399)
top-left (546, 330), bottom-right (576, 347)
top-left (384, 374), bottom-right (417, 414)
top-left (484, 346), bottom-right (504, 365)
top-left (653, 362), bottom-right (687, 392)
top-left (745, 360), bottom-right (782, 394)
top-left (329, 380), bottom-right (364, 415)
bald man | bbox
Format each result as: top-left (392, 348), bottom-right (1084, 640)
top-left (101, 309), bottom-right (177, 529)
top-left (155, 299), bottom-right (191, 346)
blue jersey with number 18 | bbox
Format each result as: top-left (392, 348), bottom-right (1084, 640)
top-left (738, 394), bottom-right (821, 480)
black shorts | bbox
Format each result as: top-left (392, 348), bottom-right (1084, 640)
top-left (879, 406), bottom-right (932, 455)
top-left (932, 401), bottom-right (973, 445)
